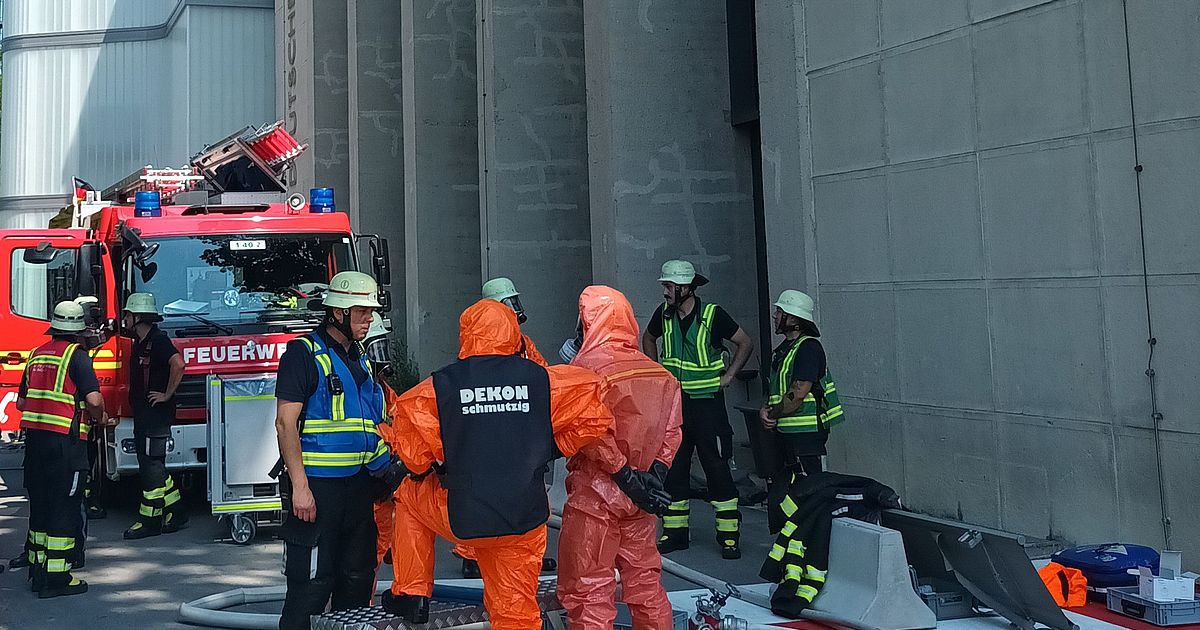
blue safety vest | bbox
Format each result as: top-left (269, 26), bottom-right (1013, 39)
top-left (297, 334), bottom-right (389, 478)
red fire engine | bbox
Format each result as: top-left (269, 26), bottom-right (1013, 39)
top-left (0, 123), bottom-right (392, 481)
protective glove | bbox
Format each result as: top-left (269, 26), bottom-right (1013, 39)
top-left (370, 455), bottom-right (410, 502)
top-left (612, 465), bottom-right (672, 515)
top-left (650, 460), bottom-right (670, 488)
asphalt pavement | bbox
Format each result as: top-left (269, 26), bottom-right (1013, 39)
top-left (0, 443), bottom-right (774, 629)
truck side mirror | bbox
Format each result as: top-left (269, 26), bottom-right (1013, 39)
top-left (77, 242), bottom-right (104, 298)
top-left (371, 237), bottom-right (391, 287)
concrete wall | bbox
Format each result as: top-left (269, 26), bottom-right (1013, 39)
top-left (347, 0), bottom-right (406, 331)
top-left (401, 0), bottom-right (482, 373)
top-left (477, 0), bottom-right (591, 353)
top-left (583, 0), bottom-right (758, 337)
top-left (768, 0), bottom-right (1200, 558)
top-left (277, 0), bottom-right (350, 196)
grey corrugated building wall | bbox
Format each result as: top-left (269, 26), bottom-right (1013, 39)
top-left (282, 0), bottom-right (1198, 561)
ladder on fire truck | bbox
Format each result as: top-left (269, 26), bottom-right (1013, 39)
top-left (71, 121), bottom-right (308, 228)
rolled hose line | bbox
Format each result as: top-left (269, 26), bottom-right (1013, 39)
top-left (178, 512), bottom-right (880, 630)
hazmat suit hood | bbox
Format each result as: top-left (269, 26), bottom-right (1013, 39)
top-left (458, 299), bottom-right (524, 359)
top-left (575, 285), bottom-right (640, 363)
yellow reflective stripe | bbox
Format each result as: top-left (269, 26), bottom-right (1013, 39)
top-left (332, 392), bottom-right (346, 423)
top-left (56, 344), bottom-right (78, 391)
top-left (770, 544), bottom-right (786, 562)
top-left (46, 536), bottom-right (75, 551)
top-left (695, 304), bottom-right (716, 366)
top-left (163, 489), bottom-right (181, 507)
top-left (21, 411), bottom-right (75, 429)
top-left (212, 500), bottom-right (282, 513)
top-left (226, 394), bottom-right (275, 401)
top-left (781, 521), bottom-right (797, 537)
top-left (784, 564), bottom-right (805, 582)
top-left (663, 516), bottom-right (689, 528)
top-left (667, 500), bottom-right (690, 511)
top-left (370, 440), bottom-right (389, 459)
top-left (806, 566), bottom-right (827, 582)
top-left (33, 532), bottom-right (47, 545)
top-left (787, 539), bottom-right (806, 557)
top-left (301, 419), bottom-right (380, 435)
top-left (139, 505), bottom-right (163, 517)
top-left (145, 485), bottom-right (167, 500)
top-left (660, 359), bottom-right (724, 372)
top-left (301, 452), bottom-right (375, 466)
top-left (710, 498), bottom-right (738, 511)
top-left (313, 352), bottom-right (332, 376)
top-left (93, 361), bottom-right (122, 370)
top-left (781, 495), bottom-right (799, 518)
top-left (796, 584), bottom-right (819, 601)
top-left (25, 389), bottom-right (75, 405)
top-left (680, 377), bottom-right (722, 391)
top-left (716, 519), bottom-right (740, 532)
top-left (46, 558), bottom-right (70, 572)
top-left (298, 337), bottom-right (317, 352)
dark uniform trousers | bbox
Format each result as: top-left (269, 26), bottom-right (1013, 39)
top-left (278, 470), bottom-right (377, 630)
top-left (24, 430), bottom-right (87, 590)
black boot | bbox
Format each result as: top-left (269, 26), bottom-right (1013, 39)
top-left (720, 540), bottom-right (742, 560)
top-left (657, 529), bottom-right (690, 554)
top-left (39, 577), bottom-right (88, 599)
top-left (123, 520), bottom-right (162, 540)
top-left (162, 509), bottom-right (189, 534)
top-left (86, 504), bottom-right (107, 520)
top-left (9, 554), bottom-right (31, 570)
top-left (381, 591), bottom-right (430, 624)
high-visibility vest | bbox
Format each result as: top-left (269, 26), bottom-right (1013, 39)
top-left (21, 339), bottom-right (89, 440)
top-left (661, 302), bottom-right (725, 398)
top-left (769, 336), bottom-right (844, 433)
top-left (298, 334), bottom-right (389, 478)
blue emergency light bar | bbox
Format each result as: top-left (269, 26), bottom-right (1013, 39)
top-left (135, 191), bottom-right (162, 217)
top-left (310, 187), bottom-right (336, 213)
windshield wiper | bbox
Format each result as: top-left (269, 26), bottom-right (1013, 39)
top-left (171, 313), bottom-right (235, 335)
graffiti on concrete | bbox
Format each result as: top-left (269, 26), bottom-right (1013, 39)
top-left (420, 0), bottom-right (477, 81)
top-left (614, 143), bottom-right (746, 274)
top-left (494, 0), bottom-right (585, 85)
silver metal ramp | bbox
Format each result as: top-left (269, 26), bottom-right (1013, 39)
top-left (313, 579), bottom-right (563, 630)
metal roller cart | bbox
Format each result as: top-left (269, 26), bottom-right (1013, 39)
top-left (206, 374), bottom-right (283, 544)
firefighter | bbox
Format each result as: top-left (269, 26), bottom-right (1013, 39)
top-left (122, 293), bottom-right (188, 540)
top-left (759, 290), bottom-right (845, 534)
top-left (642, 259), bottom-right (755, 560)
top-left (273, 272), bottom-right (407, 630)
top-left (453, 276), bottom-right (552, 579)
top-left (364, 314), bottom-right (400, 570)
top-left (482, 277), bottom-right (547, 366)
top-left (558, 286), bottom-right (681, 629)
top-left (16, 301), bottom-right (107, 598)
top-left (383, 300), bottom-right (663, 629)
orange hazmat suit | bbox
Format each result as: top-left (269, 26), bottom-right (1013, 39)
top-left (385, 300), bottom-right (625, 629)
top-left (556, 286), bottom-right (684, 629)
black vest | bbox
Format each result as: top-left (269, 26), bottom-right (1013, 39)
top-left (433, 355), bottom-right (555, 539)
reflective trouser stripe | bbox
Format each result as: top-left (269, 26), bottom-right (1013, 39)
top-left (45, 535), bottom-right (76, 573)
top-left (711, 498), bottom-right (740, 544)
top-left (796, 584), bottom-right (819, 602)
top-left (140, 504), bottom-right (163, 517)
top-left (662, 500), bottom-right (690, 530)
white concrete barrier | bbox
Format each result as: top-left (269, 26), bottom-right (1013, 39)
top-left (811, 518), bottom-right (937, 630)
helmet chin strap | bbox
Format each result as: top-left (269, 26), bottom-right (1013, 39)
top-left (330, 308), bottom-right (356, 342)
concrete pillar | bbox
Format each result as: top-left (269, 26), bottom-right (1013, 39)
top-left (755, 0), bottom-right (816, 302)
top-left (347, 0), bottom-right (406, 330)
top-left (476, 0), bottom-right (591, 352)
top-left (401, 0), bottom-right (482, 373)
top-left (276, 0), bottom-right (351, 196)
top-left (582, 0), bottom-right (758, 334)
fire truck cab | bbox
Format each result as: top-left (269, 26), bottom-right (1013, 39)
top-left (0, 123), bottom-right (392, 480)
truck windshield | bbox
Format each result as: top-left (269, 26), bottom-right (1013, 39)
top-left (128, 234), bottom-right (353, 324)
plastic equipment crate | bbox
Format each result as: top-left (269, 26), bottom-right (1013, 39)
top-left (1107, 586), bottom-right (1200, 626)
top-left (916, 577), bottom-right (976, 620)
